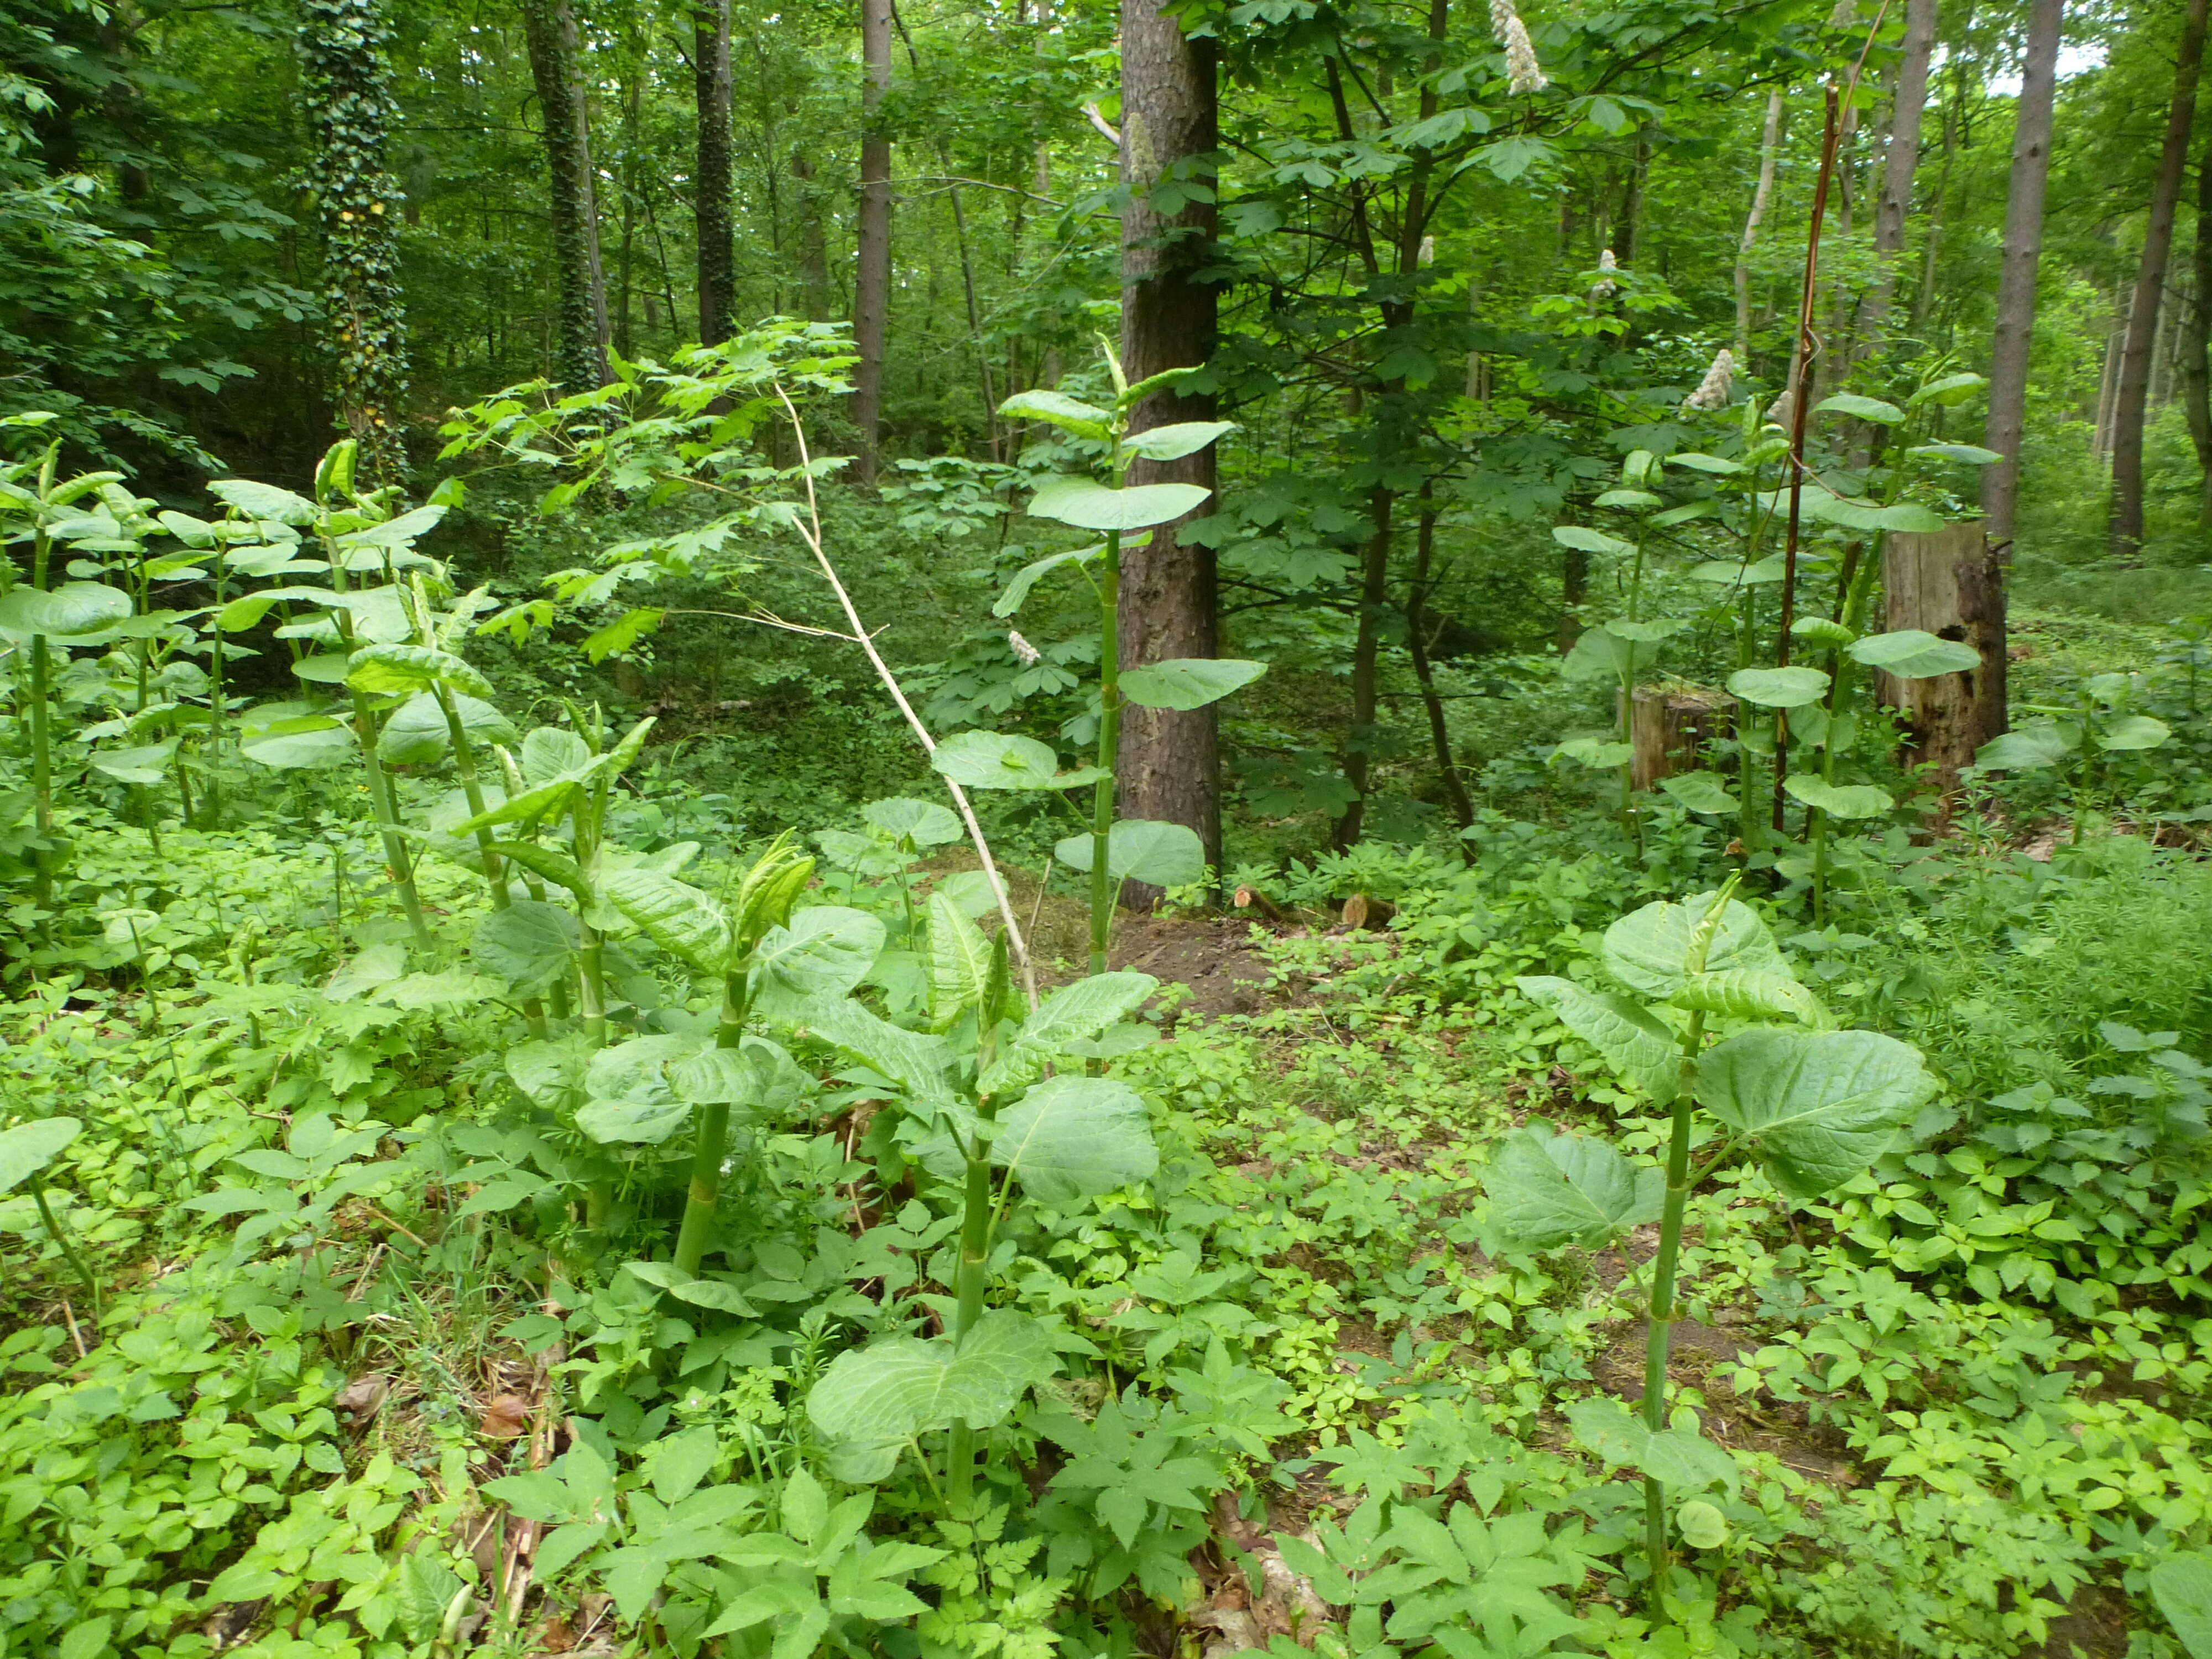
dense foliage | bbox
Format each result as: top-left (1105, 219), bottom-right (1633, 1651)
top-left (8, 0), bottom-right (2212, 1655)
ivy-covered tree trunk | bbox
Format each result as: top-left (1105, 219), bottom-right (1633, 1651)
top-left (1115, 0), bottom-right (1221, 898)
top-left (300, 0), bottom-right (411, 486)
top-left (692, 0), bottom-right (735, 345)
top-left (521, 0), bottom-right (611, 389)
top-left (2110, 0), bottom-right (2208, 559)
top-left (852, 0), bottom-right (894, 483)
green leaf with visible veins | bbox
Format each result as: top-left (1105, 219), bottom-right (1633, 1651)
top-left (1515, 975), bottom-right (1677, 1098)
top-left (1697, 1027), bottom-right (1938, 1199)
top-left (1481, 1125), bottom-right (1662, 1249)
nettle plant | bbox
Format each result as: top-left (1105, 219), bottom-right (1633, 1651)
top-left (1500, 880), bottom-right (1937, 1610)
top-left (970, 350), bottom-right (1263, 970)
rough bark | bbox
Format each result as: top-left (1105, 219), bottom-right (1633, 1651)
top-left (2111, 0), bottom-right (2209, 559)
top-left (1333, 488), bottom-right (1394, 851)
top-left (692, 0), bottom-right (735, 345)
top-left (1115, 0), bottom-right (1222, 900)
top-left (1873, 524), bottom-right (2008, 788)
top-left (1405, 508), bottom-right (1475, 836)
top-left (791, 152), bottom-right (831, 319)
top-left (1980, 0), bottom-right (2065, 544)
top-left (521, 0), bottom-right (611, 389)
top-left (852, 0), bottom-right (894, 482)
top-left (300, 0), bottom-right (411, 486)
top-left (2183, 128), bottom-right (2212, 520)
top-left (1735, 91), bottom-right (1785, 364)
top-left (1859, 0), bottom-right (1937, 351)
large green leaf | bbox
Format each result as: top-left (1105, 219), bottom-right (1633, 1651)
top-left (577, 1036), bottom-right (702, 1144)
top-left (993, 544), bottom-right (1103, 618)
top-left (1052, 819), bottom-right (1206, 888)
top-left (602, 869), bottom-right (733, 975)
top-left (1726, 666), bottom-right (1830, 708)
top-left (238, 706), bottom-right (356, 770)
top-left (1782, 775), bottom-right (1894, 820)
top-left (1117, 657), bottom-right (1267, 711)
top-left (794, 995), bottom-right (954, 1105)
top-left (1697, 1027), bottom-right (1937, 1199)
top-left (1846, 629), bottom-right (1981, 679)
top-left (1974, 722), bottom-right (2074, 771)
top-left (0, 582), bottom-right (133, 641)
top-left (1566, 1399), bottom-right (1739, 1495)
top-left (926, 891), bottom-right (994, 1032)
top-left (1813, 393), bottom-right (1903, 425)
top-left (1027, 477), bottom-right (1211, 531)
top-left (210, 477), bottom-right (319, 524)
top-left (521, 724), bottom-right (593, 782)
top-left (0, 1118), bottom-right (80, 1194)
top-left (1657, 773), bottom-right (1739, 816)
top-left (997, 389), bottom-right (1111, 438)
top-left (1552, 525), bottom-right (1636, 557)
top-left (863, 796), bottom-right (964, 847)
top-left (1483, 1125), bottom-right (1662, 1249)
top-left (931, 731), bottom-right (1105, 791)
top-left (993, 1076), bottom-right (1157, 1204)
top-left (806, 1311), bottom-right (1059, 1481)
top-left (2151, 1555), bottom-right (2212, 1659)
top-left (346, 644), bottom-right (496, 701)
top-left (1515, 975), bottom-right (1677, 1099)
top-left (1601, 891), bottom-right (1785, 998)
top-left (2099, 714), bottom-right (2172, 752)
top-left (376, 690), bottom-right (517, 764)
top-left (1669, 969), bottom-right (1828, 1026)
top-left (978, 971), bottom-right (1159, 1096)
top-left (1562, 624), bottom-right (1664, 682)
top-left (1119, 421), bottom-right (1238, 462)
top-left (90, 739), bottom-right (178, 785)
top-left (750, 906), bottom-right (885, 1019)
top-left (472, 900), bottom-right (580, 995)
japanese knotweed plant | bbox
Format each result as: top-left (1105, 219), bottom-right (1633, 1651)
top-left (982, 351), bottom-right (1261, 970)
top-left (797, 893), bottom-right (1159, 1511)
top-left (1501, 880), bottom-right (1936, 1611)
top-left (575, 838), bottom-right (884, 1277)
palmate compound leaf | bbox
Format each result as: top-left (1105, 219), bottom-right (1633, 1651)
top-left (0, 1118), bottom-right (81, 1194)
top-left (748, 906), bottom-right (885, 1021)
top-left (1697, 1027), bottom-right (1938, 1200)
top-left (1481, 1124), bottom-right (1663, 1250)
top-left (1117, 657), bottom-right (1267, 711)
top-left (1602, 890), bottom-right (1786, 999)
top-left (992, 1075), bottom-right (1158, 1204)
top-left (601, 868), bottom-right (734, 975)
top-left (2151, 1554), bottom-right (2212, 1659)
top-left (1053, 819), bottom-right (1206, 888)
top-left (807, 1310), bottom-right (1060, 1482)
top-left (931, 730), bottom-right (1107, 792)
top-left (1514, 976), bottom-right (1677, 1099)
top-left (977, 971), bottom-right (1159, 1096)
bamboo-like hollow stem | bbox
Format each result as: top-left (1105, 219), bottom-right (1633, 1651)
top-left (672, 978), bottom-right (749, 1276)
top-left (1088, 528), bottom-right (1123, 978)
top-left (30, 1172), bottom-right (100, 1311)
top-left (325, 558), bottom-right (433, 950)
top-left (435, 688), bottom-right (547, 1036)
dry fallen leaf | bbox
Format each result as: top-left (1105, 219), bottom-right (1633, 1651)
top-left (480, 1391), bottom-right (534, 1439)
top-left (336, 1373), bottom-right (389, 1426)
top-left (532, 1612), bottom-right (578, 1653)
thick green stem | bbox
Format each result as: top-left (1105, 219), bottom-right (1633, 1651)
top-left (27, 634), bottom-right (53, 911)
top-left (326, 558), bottom-right (432, 950)
top-left (30, 1172), bottom-right (100, 1311)
top-left (577, 924), bottom-right (607, 1044)
top-left (1642, 1007), bottom-right (1707, 1608)
top-left (672, 979), bottom-right (748, 1276)
top-left (1088, 528), bottom-right (1123, 978)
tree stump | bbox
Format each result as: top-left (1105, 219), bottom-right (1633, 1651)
top-left (1872, 523), bottom-right (2007, 789)
top-left (1623, 685), bottom-right (1737, 790)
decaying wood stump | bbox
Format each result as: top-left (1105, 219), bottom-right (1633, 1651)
top-left (1621, 684), bottom-right (1737, 790)
top-left (1872, 523), bottom-right (2007, 789)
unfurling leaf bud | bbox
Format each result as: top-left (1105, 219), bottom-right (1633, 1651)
top-left (734, 832), bottom-right (815, 952)
top-left (316, 439), bottom-right (359, 503)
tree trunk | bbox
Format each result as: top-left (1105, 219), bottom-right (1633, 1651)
top-left (300, 0), bottom-right (411, 486)
top-left (1405, 507), bottom-right (1475, 836)
top-left (521, 0), bottom-right (611, 389)
top-left (852, 0), bottom-right (894, 483)
top-left (2183, 128), bottom-right (2212, 521)
top-left (1115, 0), bottom-right (1222, 901)
top-left (2111, 0), bottom-right (2209, 559)
top-left (1333, 488), bottom-right (1394, 850)
top-left (1735, 91), bottom-right (1785, 364)
top-left (792, 153), bottom-right (831, 319)
top-left (1980, 0), bottom-right (2065, 544)
top-left (1859, 0), bottom-right (1936, 351)
top-left (691, 0), bottom-right (735, 345)
top-left (1872, 523), bottom-right (2007, 789)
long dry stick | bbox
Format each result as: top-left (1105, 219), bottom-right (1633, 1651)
top-left (1774, 12), bottom-right (1890, 831)
top-left (774, 386), bottom-right (1042, 1009)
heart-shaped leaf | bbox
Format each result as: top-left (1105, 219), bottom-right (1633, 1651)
top-left (1727, 666), bottom-right (1830, 708)
top-left (377, 690), bottom-right (517, 764)
top-left (1482, 1124), bottom-right (1662, 1249)
top-left (1052, 819), bottom-right (1206, 888)
top-left (997, 390), bottom-right (1112, 438)
top-left (1846, 629), bottom-right (1981, 679)
top-left (1602, 890), bottom-right (1784, 998)
top-left (978, 971), bottom-right (1158, 1096)
top-left (1657, 773), bottom-right (1738, 815)
top-left (750, 906), bottom-right (885, 1019)
top-left (931, 731), bottom-right (1105, 792)
top-left (807, 1311), bottom-right (1059, 1480)
top-left (603, 869), bottom-right (734, 975)
top-left (346, 644), bottom-right (495, 701)
top-left (1783, 775), bottom-right (1893, 820)
top-left (1697, 1027), bottom-right (1937, 1199)
top-left (992, 1075), bottom-right (1157, 1203)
